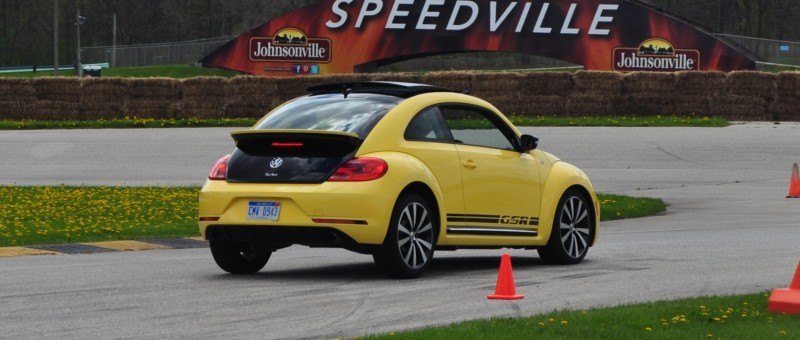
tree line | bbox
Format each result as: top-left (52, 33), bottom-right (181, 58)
top-left (1, 0), bottom-right (798, 67)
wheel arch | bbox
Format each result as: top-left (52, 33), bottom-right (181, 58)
top-left (397, 181), bottom-right (443, 244)
top-left (539, 161), bottom-right (600, 246)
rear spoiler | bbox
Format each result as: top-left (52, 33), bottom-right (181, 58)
top-left (230, 129), bottom-right (362, 157)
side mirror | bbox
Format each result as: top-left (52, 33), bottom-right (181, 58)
top-left (520, 134), bottom-right (539, 152)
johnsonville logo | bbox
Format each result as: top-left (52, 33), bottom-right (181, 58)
top-left (613, 38), bottom-right (700, 71)
top-left (250, 28), bottom-right (331, 63)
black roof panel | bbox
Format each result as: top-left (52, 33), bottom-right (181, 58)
top-left (307, 81), bottom-right (466, 99)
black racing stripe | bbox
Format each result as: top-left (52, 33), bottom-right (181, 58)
top-left (446, 226), bottom-right (539, 237)
top-left (447, 214), bottom-right (500, 218)
top-left (447, 217), bottom-right (501, 223)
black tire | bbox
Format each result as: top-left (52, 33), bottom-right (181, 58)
top-left (373, 193), bottom-right (437, 279)
top-left (538, 189), bottom-right (594, 265)
top-left (209, 240), bottom-right (271, 274)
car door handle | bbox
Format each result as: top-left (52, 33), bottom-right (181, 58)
top-left (462, 160), bottom-right (478, 169)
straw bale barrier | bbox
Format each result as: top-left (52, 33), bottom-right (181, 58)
top-left (469, 72), bottom-right (524, 96)
top-left (622, 72), bottom-right (677, 94)
top-left (421, 72), bottom-right (471, 91)
top-left (29, 78), bottom-right (81, 119)
top-left (773, 72), bottom-right (800, 120)
top-left (521, 95), bottom-right (566, 116)
top-left (712, 95), bottom-right (769, 121)
top-left (0, 79), bottom-right (36, 120)
top-left (621, 93), bottom-right (677, 116)
top-left (522, 72), bottom-right (574, 96)
top-left (566, 93), bottom-right (617, 116)
top-left (180, 77), bottom-right (227, 119)
top-left (675, 71), bottom-right (726, 95)
top-left (224, 76), bottom-right (278, 118)
top-left (573, 72), bottom-right (622, 95)
top-left (124, 78), bottom-right (181, 119)
top-left (480, 94), bottom-right (522, 114)
top-left (2, 71), bottom-right (800, 121)
top-left (726, 71), bottom-right (777, 100)
top-left (80, 78), bottom-right (129, 119)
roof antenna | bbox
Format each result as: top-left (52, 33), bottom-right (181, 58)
top-left (342, 85), bottom-right (352, 99)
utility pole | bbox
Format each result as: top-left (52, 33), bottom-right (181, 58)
top-left (76, 9), bottom-right (85, 77)
top-left (53, 0), bottom-right (59, 75)
top-left (112, 13), bottom-right (117, 67)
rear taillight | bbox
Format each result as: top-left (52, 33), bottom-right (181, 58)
top-left (328, 158), bottom-right (388, 182)
top-left (208, 155), bottom-right (230, 180)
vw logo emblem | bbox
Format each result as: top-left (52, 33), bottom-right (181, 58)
top-left (269, 157), bottom-right (284, 169)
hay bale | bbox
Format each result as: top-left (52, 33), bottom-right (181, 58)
top-left (619, 93), bottom-right (710, 116)
top-left (726, 71), bottom-right (777, 99)
top-left (80, 78), bottom-right (129, 103)
top-left (573, 71), bottom-right (622, 95)
top-left (421, 71), bottom-right (472, 91)
top-left (771, 96), bottom-right (800, 121)
top-left (33, 100), bottom-right (80, 120)
top-left (470, 73), bottom-right (524, 95)
top-left (522, 73), bottom-right (574, 96)
top-left (479, 94), bottom-right (520, 114)
top-left (32, 77), bottom-right (81, 102)
top-left (126, 78), bottom-right (181, 99)
top-left (373, 72), bottom-right (423, 84)
top-left (0, 101), bottom-right (35, 120)
top-left (181, 77), bottom-right (227, 119)
top-left (621, 93), bottom-right (677, 116)
top-left (121, 78), bottom-right (182, 119)
top-left (519, 95), bottom-right (566, 116)
top-left (711, 95), bottom-right (769, 121)
top-left (224, 104), bottom-right (270, 119)
top-left (776, 72), bottom-right (800, 99)
top-left (224, 76), bottom-right (278, 110)
top-left (622, 72), bottom-right (677, 94)
top-left (675, 71), bottom-right (726, 95)
top-left (0, 79), bottom-right (35, 101)
top-left (671, 95), bottom-right (711, 116)
top-left (566, 93), bottom-right (617, 116)
top-left (270, 77), bottom-right (313, 100)
top-left (125, 100), bottom-right (181, 119)
top-left (78, 79), bottom-right (128, 119)
top-left (181, 77), bottom-right (226, 98)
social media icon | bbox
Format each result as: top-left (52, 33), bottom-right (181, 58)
top-left (293, 65), bottom-right (302, 74)
top-left (310, 65), bottom-right (320, 75)
top-left (302, 65), bottom-right (311, 74)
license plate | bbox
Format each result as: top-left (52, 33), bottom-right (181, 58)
top-left (247, 201), bottom-right (281, 221)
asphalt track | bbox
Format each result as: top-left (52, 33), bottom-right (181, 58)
top-left (1, 123), bottom-right (799, 338)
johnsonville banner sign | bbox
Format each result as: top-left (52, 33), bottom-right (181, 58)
top-left (202, 0), bottom-right (757, 76)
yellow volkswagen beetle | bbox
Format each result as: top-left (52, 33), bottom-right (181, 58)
top-left (200, 82), bottom-right (599, 278)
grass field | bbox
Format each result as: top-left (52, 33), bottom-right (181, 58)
top-left (0, 186), bottom-right (664, 247)
top-left (0, 115), bottom-right (729, 130)
top-left (0, 64), bottom-right (240, 78)
top-left (367, 293), bottom-right (799, 339)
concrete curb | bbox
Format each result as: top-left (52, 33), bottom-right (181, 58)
top-left (0, 237), bottom-right (207, 258)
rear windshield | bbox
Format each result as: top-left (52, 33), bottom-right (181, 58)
top-left (255, 94), bottom-right (398, 138)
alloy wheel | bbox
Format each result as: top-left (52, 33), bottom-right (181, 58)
top-left (396, 202), bottom-right (434, 269)
top-left (559, 196), bottom-right (591, 259)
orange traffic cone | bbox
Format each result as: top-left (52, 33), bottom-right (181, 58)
top-left (487, 253), bottom-right (524, 300)
top-left (768, 261), bottom-right (800, 314)
top-left (789, 163), bottom-right (800, 198)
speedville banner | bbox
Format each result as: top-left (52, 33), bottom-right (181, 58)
top-left (202, 0), bottom-right (757, 76)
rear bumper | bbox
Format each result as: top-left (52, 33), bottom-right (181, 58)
top-left (205, 225), bottom-right (372, 253)
top-left (198, 178), bottom-right (402, 245)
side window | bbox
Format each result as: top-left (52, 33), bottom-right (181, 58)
top-left (404, 107), bottom-right (452, 142)
top-left (440, 106), bottom-right (517, 151)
